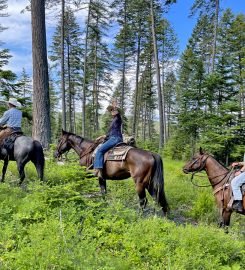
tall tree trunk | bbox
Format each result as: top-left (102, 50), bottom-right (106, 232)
top-left (238, 54), bottom-right (245, 117)
top-left (67, 40), bottom-right (73, 132)
top-left (82, 0), bottom-right (91, 137)
top-left (31, 0), bottom-right (51, 148)
top-left (132, 17), bottom-right (141, 136)
top-left (121, 0), bottom-right (127, 111)
top-left (94, 17), bottom-right (99, 133)
top-left (143, 100), bottom-right (147, 141)
top-left (150, 0), bottom-right (164, 149)
top-left (73, 95), bottom-right (76, 133)
top-left (211, 0), bottom-right (219, 72)
top-left (161, 56), bottom-right (167, 144)
top-left (61, 0), bottom-right (66, 130)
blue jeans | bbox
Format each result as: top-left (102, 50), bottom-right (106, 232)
top-left (94, 136), bottom-right (122, 169)
top-left (231, 171), bottom-right (245, 200)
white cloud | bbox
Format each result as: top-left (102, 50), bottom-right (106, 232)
top-left (6, 50), bottom-right (32, 75)
top-left (0, 0), bottom-right (90, 77)
top-left (1, 0), bottom-right (31, 44)
top-left (0, 0), bottom-right (31, 75)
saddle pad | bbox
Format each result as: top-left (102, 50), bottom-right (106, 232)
top-left (106, 145), bottom-right (133, 161)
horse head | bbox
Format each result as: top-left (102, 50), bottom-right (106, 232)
top-left (54, 130), bottom-right (72, 158)
top-left (183, 147), bottom-right (210, 174)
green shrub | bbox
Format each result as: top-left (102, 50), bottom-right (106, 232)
top-left (0, 158), bottom-right (244, 269)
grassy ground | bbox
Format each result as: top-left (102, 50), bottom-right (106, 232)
top-left (0, 155), bottom-right (244, 269)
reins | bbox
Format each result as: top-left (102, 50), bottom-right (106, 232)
top-left (80, 143), bottom-right (97, 159)
top-left (189, 155), bottom-right (234, 188)
top-left (190, 170), bottom-right (231, 188)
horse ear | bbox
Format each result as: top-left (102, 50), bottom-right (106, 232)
top-left (199, 147), bottom-right (204, 155)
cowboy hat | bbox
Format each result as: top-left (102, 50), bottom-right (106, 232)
top-left (106, 105), bottom-right (120, 113)
top-left (6, 97), bottom-right (21, 107)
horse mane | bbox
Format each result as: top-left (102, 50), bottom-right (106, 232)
top-left (64, 130), bottom-right (83, 139)
top-left (62, 130), bottom-right (94, 143)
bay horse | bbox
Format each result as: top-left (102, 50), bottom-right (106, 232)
top-left (54, 130), bottom-right (168, 215)
top-left (0, 135), bottom-right (45, 185)
top-left (183, 148), bottom-right (244, 227)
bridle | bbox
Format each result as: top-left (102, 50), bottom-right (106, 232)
top-left (55, 135), bottom-right (71, 158)
top-left (188, 154), bottom-right (210, 173)
top-left (187, 154), bottom-right (232, 188)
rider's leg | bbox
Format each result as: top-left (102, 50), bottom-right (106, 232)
top-left (231, 172), bottom-right (245, 211)
top-left (93, 136), bottom-right (121, 175)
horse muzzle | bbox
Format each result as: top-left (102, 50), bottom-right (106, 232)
top-left (54, 151), bottom-right (61, 159)
top-left (183, 168), bottom-right (190, 174)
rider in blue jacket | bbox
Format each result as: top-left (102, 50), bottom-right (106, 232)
top-left (93, 101), bottom-right (123, 177)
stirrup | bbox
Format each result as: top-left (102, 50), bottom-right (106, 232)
top-left (86, 164), bottom-right (93, 171)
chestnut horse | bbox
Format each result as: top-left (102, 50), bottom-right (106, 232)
top-left (54, 130), bottom-right (168, 215)
top-left (183, 148), bottom-right (244, 227)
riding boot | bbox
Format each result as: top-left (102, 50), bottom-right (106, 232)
top-left (232, 200), bottom-right (243, 212)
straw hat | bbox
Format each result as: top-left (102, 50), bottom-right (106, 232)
top-left (7, 97), bottom-right (21, 107)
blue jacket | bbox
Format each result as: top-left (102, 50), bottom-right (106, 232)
top-left (106, 114), bottom-right (122, 140)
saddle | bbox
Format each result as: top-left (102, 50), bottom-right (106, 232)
top-left (90, 143), bottom-right (133, 169)
top-left (106, 143), bottom-right (133, 161)
top-left (2, 131), bottom-right (23, 156)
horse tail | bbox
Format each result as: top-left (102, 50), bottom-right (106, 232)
top-left (32, 140), bottom-right (45, 181)
top-left (150, 153), bottom-right (169, 214)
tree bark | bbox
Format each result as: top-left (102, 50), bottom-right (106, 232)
top-left (211, 0), bottom-right (219, 72)
top-left (67, 39), bottom-right (73, 132)
top-left (132, 15), bottom-right (141, 136)
top-left (121, 0), bottom-right (127, 111)
top-left (61, 0), bottom-right (66, 130)
top-left (31, 0), bottom-right (51, 148)
top-left (82, 0), bottom-right (91, 137)
top-left (150, 0), bottom-right (164, 149)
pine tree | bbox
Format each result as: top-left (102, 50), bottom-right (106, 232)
top-left (172, 8), bottom-right (244, 161)
top-left (15, 68), bottom-right (32, 135)
top-left (190, 0), bottom-right (221, 72)
top-left (157, 18), bottom-right (178, 143)
top-left (111, 0), bottom-right (135, 112)
top-left (50, 7), bottom-right (83, 133)
top-left (84, 0), bottom-right (112, 137)
top-left (0, 0), bottom-right (18, 101)
top-left (229, 13), bottom-right (245, 118)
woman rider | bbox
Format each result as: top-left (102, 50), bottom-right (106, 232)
top-left (93, 101), bottom-right (123, 177)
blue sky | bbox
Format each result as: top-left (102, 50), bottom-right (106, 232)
top-left (165, 0), bottom-right (245, 53)
top-left (0, 0), bottom-right (244, 78)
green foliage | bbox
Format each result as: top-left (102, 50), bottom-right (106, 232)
top-left (168, 10), bottom-right (245, 161)
top-left (136, 138), bottom-right (159, 152)
top-left (0, 158), bottom-right (244, 269)
top-left (189, 191), bottom-right (217, 222)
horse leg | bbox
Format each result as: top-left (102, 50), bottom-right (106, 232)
top-left (1, 159), bottom-right (9, 183)
top-left (98, 177), bottom-right (107, 196)
top-left (222, 210), bottom-right (232, 232)
top-left (136, 183), bottom-right (148, 211)
top-left (218, 208), bottom-right (231, 230)
top-left (17, 160), bottom-right (28, 186)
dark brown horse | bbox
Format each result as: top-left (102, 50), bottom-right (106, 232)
top-left (183, 148), bottom-right (244, 227)
top-left (54, 130), bottom-right (168, 215)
